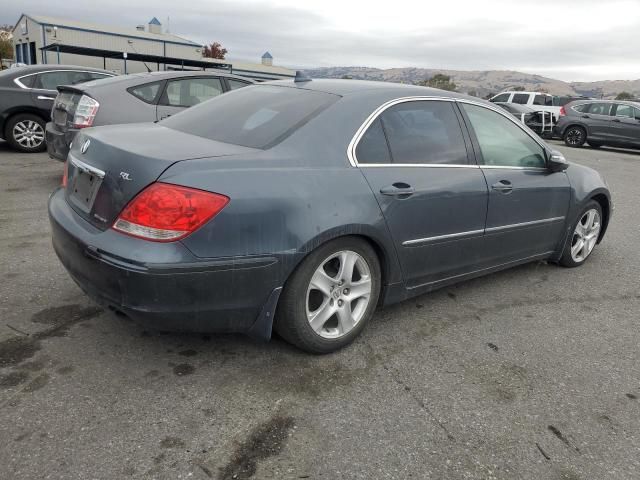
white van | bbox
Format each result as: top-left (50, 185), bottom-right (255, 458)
top-left (489, 91), bottom-right (562, 122)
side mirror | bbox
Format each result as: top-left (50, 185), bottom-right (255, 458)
top-left (547, 150), bottom-right (569, 172)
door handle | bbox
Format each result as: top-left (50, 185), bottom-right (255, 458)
top-left (491, 180), bottom-right (513, 194)
top-left (37, 95), bottom-right (56, 101)
top-left (380, 183), bottom-right (415, 197)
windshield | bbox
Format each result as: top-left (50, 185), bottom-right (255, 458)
top-left (162, 84), bottom-right (339, 149)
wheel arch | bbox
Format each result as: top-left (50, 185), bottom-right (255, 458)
top-left (2, 108), bottom-right (49, 138)
top-left (591, 193), bottom-right (610, 243)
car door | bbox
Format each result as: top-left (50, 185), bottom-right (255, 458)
top-left (459, 102), bottom-right (571, 264)
top-left (610, 103), bottom-right (640, 145)
top-left (354, 99), bottom-right (489, 289)
top-left (156, 76), bottom-right (225, 120)
top-left (30, 71), bottom-right (75, 116)
top-left (580, 102), bottom-right (614, 141)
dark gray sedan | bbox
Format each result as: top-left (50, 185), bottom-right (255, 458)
top-left (48, 79), bottom-right (612, 353)
top-left (46, 70), bottom-right (254, 161)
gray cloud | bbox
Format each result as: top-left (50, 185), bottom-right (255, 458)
top-left (2, 1), bottom-right (638, 81)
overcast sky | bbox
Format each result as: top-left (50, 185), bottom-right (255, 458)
top-left (3, 0), bottom-right (640, 82)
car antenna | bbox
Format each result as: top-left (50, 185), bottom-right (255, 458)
top-left (294, 70), bottom-right (312, 83)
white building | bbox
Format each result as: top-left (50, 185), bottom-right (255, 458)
top-left (11, 14), bottom-right (294, 80)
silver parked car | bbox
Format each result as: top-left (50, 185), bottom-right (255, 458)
top-left (46, 70), bottom-right (254, 160)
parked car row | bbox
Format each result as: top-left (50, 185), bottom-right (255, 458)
top-left (494, 102), bottom-right (553, 137)
top-left (48, 77), bottom-right (612, 353)
top-left (0, 64), bottom-right (254, 155)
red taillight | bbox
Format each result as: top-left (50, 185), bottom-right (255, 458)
top-left (62, 161), bottom-right (68, 187)
top-left (72, 94), bottom-right (99, 128)
top-left (112, 182), bottom-right (229, 242)
top-left (559, 106), bottom-right (566, 117)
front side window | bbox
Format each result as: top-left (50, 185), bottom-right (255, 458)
top-left (378, 101), bottom-right (468, 165)
top-left (162, 77), bottom-right (224, 107)
top-left (462, 103), bottom-right (546, 168)
top-left (355, 118), bottom-right (391, 164)
top-left (615, 104), bottom-right (634, 118)
top-left (512, 93), bottom-right (530, 104)
top-left (585, 103), bottom-right (612, 116)
top-left (129, 81), bottom-right (163, 103)
top-left (491, 93), bottom-right (510, 102)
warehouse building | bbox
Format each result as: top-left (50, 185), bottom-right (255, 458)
top-left (11, 14), bottom-right (294, 80)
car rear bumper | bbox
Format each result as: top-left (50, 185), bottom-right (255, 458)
top-left (48, 187), bottom-right (282, 337)
top-left (46, 122), bottom-right (78, 161)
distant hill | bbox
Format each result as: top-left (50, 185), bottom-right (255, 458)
top-left (303, 66), bottom-right (640, 99)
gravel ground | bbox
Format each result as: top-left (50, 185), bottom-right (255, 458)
top-left (0, 139), bottom-right (638, 480)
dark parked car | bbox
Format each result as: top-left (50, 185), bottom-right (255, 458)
top-left (49, 80), bottom-right (612, 353)
top-left (555, 100), bottom-right (640, 149)
top-left (494, 102), bottom-right (553, 137)
top-left (0, 65), bottom-right (114, 152)
top-left (46, 71), bottom-right (254, 161)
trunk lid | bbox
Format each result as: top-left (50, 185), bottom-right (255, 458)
top-left (65, 123), bottom-right (257, 229)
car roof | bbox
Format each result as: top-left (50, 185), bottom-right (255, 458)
top-left (569, 99), bottom-right (640, 107)
top-left (0, 64), bottom-right (113, 80)
top-left (263, 78), bottom-right (469, 100)
top-left (66, 69), bottom-right (255, 91)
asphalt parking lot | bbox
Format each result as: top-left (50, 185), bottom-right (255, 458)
top-left (1, 139), bottom-right (639, 480)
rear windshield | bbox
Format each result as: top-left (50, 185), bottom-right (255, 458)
top-left (162, 84), bottom-right (339, 149)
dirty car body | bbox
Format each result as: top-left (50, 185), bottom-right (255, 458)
top-left (48, 80), bottom-right (612, 350)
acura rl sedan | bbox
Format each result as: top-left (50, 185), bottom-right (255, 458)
top-left (49, 79), bottom-right (612, 353)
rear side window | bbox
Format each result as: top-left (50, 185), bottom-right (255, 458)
top-left (35, 71), bottom-right (76, 90)
top-left (162, 77), bottom-right (224, 107)
top-left (572, 104), bottom-right (588, 113)
top-left (228, 79), bottom-right (251, 90)
top-left (491, 93), bottom-right (510, 102)
top-left (356, 118), bottom-right (391, 164)
top-left (533, 95), bottom-right (552, 106)
top-left (17, 74), bottom-right (36, 88)
top-left (512, 93), bottom-right (530, 104)
top-left (129, 81), bottom-right (163, 103)
top-left (162, 85), bottom-right (338, 149)
top-left (379, 101), bottom-right (468, 165)
top-left (586, 103), bottom-right (612, 116)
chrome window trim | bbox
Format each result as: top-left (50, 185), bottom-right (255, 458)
top-left (480, 165), bottom-right (547, 171)
top-left (402, 229), bottom-right (484, 247)
top-left (485, 216), bottom-right (565, 233)
top-left (69, 155), bottom-right (106, 179)
top-left (401, 216), bottom-right (566, 247)
top-left (13, 70), bottom-right (114, 91)
top-left (347, 95), bottom-right (551, 168)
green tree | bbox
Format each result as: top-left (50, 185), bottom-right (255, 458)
top-left (615, 91), bottom-right (635, 100)
top-left (417, 73), bottom-right (457, 91)
top-left (0, 25), bottom-right (13, 68)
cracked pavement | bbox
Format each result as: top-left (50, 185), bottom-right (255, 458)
top-left (1, 139), bottom-right (639, 479)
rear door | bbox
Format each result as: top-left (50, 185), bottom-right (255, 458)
top-left (610, 103), bottom-right (640, 146)
top-left (355, 99), bottom-right (489, 289)
top-left (156, 76), bottom-right (225, 120)
top-left (459, 102), bottom-right (570, 263)
top-left (581, 102), bottom-right (614, 140)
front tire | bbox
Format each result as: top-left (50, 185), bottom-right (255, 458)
top-left (559, 201), bottom-right (603, 268)
top-left (563, 126), bottom-right (586, 147)
top-left (275, 237), bottom-right (381, 354)
top-left (5, 113), bottom-right (47, 153)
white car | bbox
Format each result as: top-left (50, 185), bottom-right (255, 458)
top-left (490, 91), bottom-right (562, 122)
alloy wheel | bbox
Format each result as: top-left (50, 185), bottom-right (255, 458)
top-left (565, 128), bottom-right (584, 146)
top-left (306, 250), bottom-right (372, 339)
top-left (571, 209), bottom-right (601, 262)
top-left (13, 120), bottom-right (45, 149)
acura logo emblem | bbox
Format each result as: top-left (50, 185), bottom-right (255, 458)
top-left (81, 139), bottom-right (90, 154)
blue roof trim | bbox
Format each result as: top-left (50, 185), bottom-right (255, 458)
top-left (24, 15), bottom-right (198, 47)
top-left (149, 17), bottom-right (161, 25)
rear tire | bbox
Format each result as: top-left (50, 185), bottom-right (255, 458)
top-left (5, 113), bottom-right (46, 153)
top-left (559, 200), bottom-right (603, 268)
top-left (275, 237), bottom-right (381, 354)
top-left (563, 126), bottom-right (586, 147)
